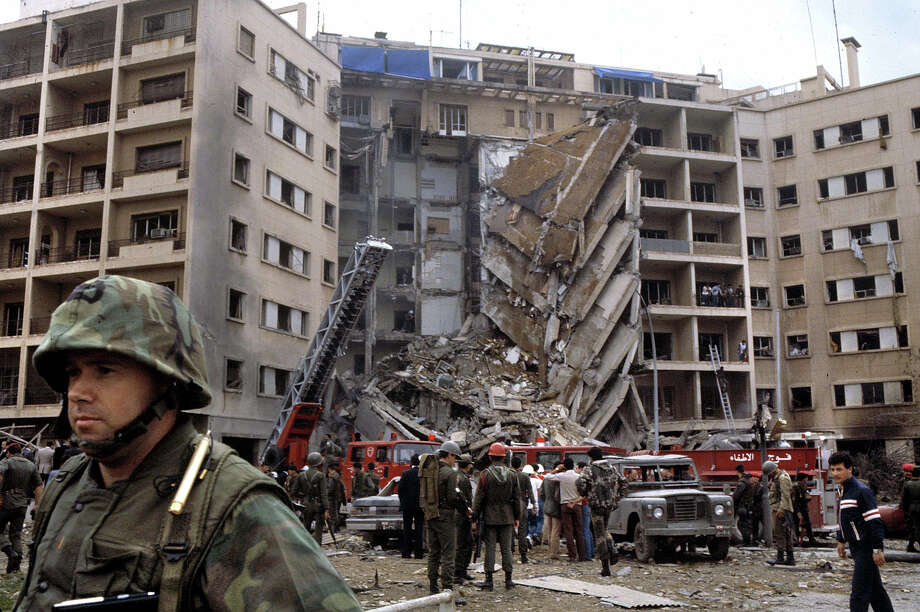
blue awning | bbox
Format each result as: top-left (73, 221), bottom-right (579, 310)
top-left (341, 46), bottom-right (385, 73)
top-left (594, 66), bottom-right (659, 83)
top-left (341, 45), bottom-right (430, 80)
top-left (386, 49), bottom-right (430, 79)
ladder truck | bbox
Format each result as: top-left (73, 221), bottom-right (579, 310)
top-left (260, 237), bottom-right (391, 468)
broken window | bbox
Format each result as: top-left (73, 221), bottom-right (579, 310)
top-left (757, 389), bottom-right (775, 410)
top-left (233, 152), bottom-right (250, 186)
top-left (740, 139), bottom-right (760, 158)
top-left (833, 385), bottom-right (846, 407)
top-left (640, 279), bottom-right (671, 305)
top-left (269, 108), bottom-right (313, 155)
top-left (791, 387), bottom-right (812, 410)
top-left (753, 336), bottom-right (773, 358)
top-left (853, 276), bottom-right (875, 298)
top-left (228, 288), bottom-right (245, 320)
top-left (888, 220), bottom-right (900, 240)
top-left (132, 210), bottom-right (178, 241)
top-left (781, 235), bottom-right (801, 257)
top-left (787, 334), bottom-right (808, 357)
top-left (225, 359), bottom-right (243, 391)
top-left (322, 258), bottom-right (335, 284)
top-left (747, 237), bottom-right (767, 258)
top-left (903, 380), bottom-right (913, 403)
top-left (666, 83), bottom-right (696, 101)
top-left (699, 333), bottom-right (723, 361)
top-left (826, 281), bottom-right (838, 302)
top-left (140, 73), bottom-right (185, 105)
top-left (433, 57), bottom-right (478, 80)
top-left (236, 86), bottom-right (252, 118)
top-left (427, 217), bottom-right (450, 235)
top-left (839, 121), bottom-right (862, 144)
top-left (690, 182), bottom-right (715, 202)
top-left (341, 95), bottom-right (371, 123)
top-left (341, 165), bottom-right (361, 194)
top-left (439, 104), bottom-right (467, 136)
top-left (855, 328), bottom-right (880, 351)
top-left (393, 309), bottom-right (415, 333)
top-left (813, 129), bottom-right (825, 150)
top-left (849, 224), bottom-right (871, 244)
top-left (634, 127), bottom-right (662, 147)
top-left (259, 366), bottom-right (290, 396)
top-left (883, 166), bottom-right (895, 187)
top-left (395, 127), bottom-right (414, 154)
top-left (230, 219), bottom-right (247, 252)
top-left (743, 187), bottom-right (763, 207)
top-left (844, 171), bottom-right (867, 195)
top-left (323, 201), bottom-right (336, 228)
top-left (776, 184), bottom-right (797, 206)
top-left (136, 141), bottom-right (181, 173)
top-left (238, 26), bottom-right (255, 58)
top-left (784, 284), bottom-right (805, 307)
top-left (687, 133), bottom-right (714, 152)
top-left (504, 109), bottom-right (515, 127)
top-left (693, 232), bottom-right (717, 243)
top-left (640, 229), bottom-right (668, 240)
top-left (895, 272), bottom-right (905, 294)
top-left (774, 135), bottom-right (794, 158)
top-left (818, 179), bottom-right (829, 199)
top-left (750, 286), bottom-right (769, 307)
top-left (861, 382), bottom-right (884, 405)
top-left (547, 113), bottom-right (555, 130)
top-left (75, 228), bottom-right (101, 259)
top-left (642, 332), bottom-right (672, 360)
top-left (263, 234), bottom-right (308, 274)
top-left (640, 178), bottom-right (666, 199)
top-left (271, 50), bottom-right (315, 100)
top-left (324, 145), bottom-right (338, 171)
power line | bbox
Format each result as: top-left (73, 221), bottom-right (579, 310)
top-left (831, 0), bottom-right (844, 85)
top-left (805, 0), bottom-right (819, 68)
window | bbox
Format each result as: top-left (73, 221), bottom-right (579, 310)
top-left (519, 110), bottom-right (527, 128)
top-left (323, 259), bottom-right (336, 284)
top-left (230, 219), bottom-right (247, 252)
top-left (903, 380), bottom-right (914, 402)
top-left (818, 179), bottom-right (829, 199)
top-left (439, 104), bottom-right (467, 136)
top-left (856, 328), bottom-right (881, 351)
top-left (324, 145), bottom-right (337, 171)
top-left (853, 276), bottom-right (876, 298)
top-left (228, 288), bottom-right (245, 320)
top-left (642, 332), bottom-right (673, 360)
top-left (268, 108), bottom-right (313, 155)
top-left (238, 26), bottom-right (255, 59)
top-left (747, 237), bottom-right (767, 258)
top-left (535, 112), bottom-right (542, 129)
top-left (784, 284), bottom-right (805, 307)
top-left (787, 334), bottom-right (809, 356)
top-left (690, 182), bottom-right (716, 202)
top-left (774, 135), bottom-right (794, 158)
top-left (640, 229), bottom-right (668, 240)
top-left (74, 228), bottom-right (101, 259)
top-left (17, 113), bottom-right (38, 136)
top-left (259, 366), bottom-right (290, 396)
top-left (740, 139), bottom-right (760, 158)
top-left (433, 57), bottom-right (478, 80)
top-left (266, 170), bottom-right (312, 216)
top-left (751, 286), bottom-right (769, 307)
top-left (640, 178), bottom-right (666, 199)
top-left (261, 299), bottom-right (307, 336)
top-left (895, 271), bottom-right (904, 294)
top-left (687, 133), bottom-right (714, 152)
top-left (781, 234), bottom-right (801, 257)
top-left (883, 166), bottom-right (895, 188)
top-left (132, 210), bottom-right (177, 241)
top-left (757, 389), bottom-right (775, 410)
top-left (790, 387), bottom-right (812, 410)
top-left (504, 110), bottom-right (515, 127)
top-left (839, 121), bottom-right (863, 144)
top-left (136, 141), bottom-right (181, 173)
top-left (82, 164), bottom-right (104, 191)
top-left (546, 113), bottom-right (555, 130)
top-left (744, 187), bottom-right (763, 207)
top-left (913, 107), bottom-right (920, 130)
top-left (634, 127), bottom-right (663, 147)
top-left (813, 129), bottom-right (825, 150)
top-left (83, 101), bottom-right (109, 125)
top-left (225, 359), bottom-right (243, 391)
top-left (262, 234), bottom-right (308, 275)
top-left (699, 333), bottom-right (723, 361)
top-left (753, 336), bottom-right (773, 358)
top-left (323, 201), bottom-right (336, 228)
top-left (826, 280), bottom-right (838, 302)
top-left (693, 232), bottom-right (717, 243)
top-left (236, 86), bottom-right (252, 118)
top-left (270, 50), bottom-right (315, 101)
top-left (596, 77), bottom-right (652, 97)
top-left (640, 279), bottom-right (671, 305)
top-left (916, 160), bottom-right (920, 183)
top-left (341, 165), bottom-right (360, 194)
top-left (878, 115), bottom-right (890, 136)
top-left (140, 73), bottom-right (185, 105)
top-left (849, 224), bottom-right (871, 244)
top-left (861, 382), bottom-right (884, 405)
top-left (143, 8), bottom-right (189, 36)
top-left (844, 171), bottom-right (867, 195)
top-left (667, 83), bottom-right (696, 101)
top-left (233, 152), bottom-right (250, 186)
top-left (341, 95), bottom-right (370, 123)
top-left (776, 184), bottom-right (797, 206)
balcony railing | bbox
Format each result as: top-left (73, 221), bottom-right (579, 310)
top-left (116, 91), bottom-right (193, 119)
top-left (692, 241), bottom-right (742, 257)
top-left (39, 177), bottom-right (105, 198)
top-left (0, 185), bottom-right (34, 205)
top-left (64, 42), bottom-right (116, 66)
top-left (0, 321), bottom-right (22, 338)
top-left (34, 246), bottom-right (101, 265)
top-left (111, 161), bottom-right (189, 188)
top-left (107, 232), bottom-right (186, 257)
top-left (0, 251), bottom-right (29, 270)
top-left (121, 27), bottom-right (196, 55)
top-left (640, 238), bottom-right (691, 254)
top-left (0, 117), bottom-right (39, 140)
top-left (0, 60), bottom-right (39, 81)
top-left (46, 107), bottom-right (110, 131)
top-left (29, 317), bottom-right (52, 335)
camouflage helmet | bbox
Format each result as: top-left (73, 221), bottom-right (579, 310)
top-left (33, 275), bottom-right (211, 409)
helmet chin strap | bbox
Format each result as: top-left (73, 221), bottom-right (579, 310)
top-left (70, 383), bottom-right (179, 459)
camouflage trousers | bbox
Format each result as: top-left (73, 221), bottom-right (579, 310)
top-left (427, 515), bottom-right (456, 589)
top-left (590, 510), bottom-right (616, 562)
top-left (301, 501), bottom-right (325, 544)
top-left (772, 510), bottom-right (794, 552)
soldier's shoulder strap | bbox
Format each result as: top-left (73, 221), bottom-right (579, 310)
top-left (158, 435), bottom-right (288, 612)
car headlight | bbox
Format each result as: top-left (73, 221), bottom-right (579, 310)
top-left (652, 506), bottom-right (665, 520)
top-left (713, 504), bottom-right (725, 517)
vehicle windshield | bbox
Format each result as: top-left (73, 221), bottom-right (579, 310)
top-left (393, 443), bottom-right (437, 464)
top-left (619, 462), bottom-right (698, 484)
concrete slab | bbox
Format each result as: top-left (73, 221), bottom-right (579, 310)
top-left (515, 575), bottom-right (686, 608)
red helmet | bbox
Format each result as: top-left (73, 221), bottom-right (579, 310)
top-left (488, 442), bottom-right (506, 457)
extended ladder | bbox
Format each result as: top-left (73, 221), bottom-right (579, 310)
top-left (708, 344), bottom-right (736, 433)
top-left (260, 237), bottom-right (392, 462)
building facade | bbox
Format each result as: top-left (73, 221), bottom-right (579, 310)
top-left (0, 0), bottom-right (340, 460)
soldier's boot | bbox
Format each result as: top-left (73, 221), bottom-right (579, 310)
top-left (767, 550), bottom-right (784, 566)
top-left (477, 572), bottom-right (494, 591)
top-left (504, 571), bottom-right (514, 590)
top-left (4, 547), bottom-right (20, 574)
top-left (600, 559), bottom-right (611, 577)
top-left (907, 540), bottom-right (918, 553)
top-left (784, 550), bottom-right (796, 566)
top-left (520, 551), bottom-right (528, 564)
top-left (429, 579), bottom-right (439, 595)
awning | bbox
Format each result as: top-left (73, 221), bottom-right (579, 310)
top-left (341, 45), bottom-right (430, 80)
top-left (593, 66), bottom-right (659, 83)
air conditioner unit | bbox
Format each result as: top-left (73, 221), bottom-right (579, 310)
top-left (149, 227), bottom-right (176, 239)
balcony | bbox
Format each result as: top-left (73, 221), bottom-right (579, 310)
top-left (121, 27), bottom-right (196, 56)
top-left (692, 241), bottom-right (742, 257)
top-left (29, 317), bottom-right (51, 336)
top-left (111, 160), bottom-right (189, 189)
top-left (107, 231), bottom-right (186, 258)
top-left (62, 42), bottom-right (116, 67)
top-left (0, 185), bottom-right (34, 205)
top-left (45, 106), bottom-right (110, 132)
top-left (0, 61), bottom-right (40, 82)
top-left (640, 237), bottom-right (690, 254)
top-left (116, 91), bottom-right (193, 120)
top-left (34, 245), bottom-right (101, 266)
top-left (39, 177), bottom-right (105, 199)
top-left (0, 251), bottom-right (28, 271)
top-left (0, 117), bottom-right (39, 141)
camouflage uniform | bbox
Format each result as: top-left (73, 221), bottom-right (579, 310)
top-left (428, 459), bottom-right (463, 591)
top-left (769, 469), bottom-right (795, 557)
top-left (15, 275), bottom-right (361, 611)
top-left (327, 469), bottom-right (347, 532)
top-left (0, 453), bottom-right (42, 569)
top-left (292, 467), bottom-right (328, 544)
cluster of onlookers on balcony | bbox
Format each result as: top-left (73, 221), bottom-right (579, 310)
top-left (697, 282), bottom-right (745, 307)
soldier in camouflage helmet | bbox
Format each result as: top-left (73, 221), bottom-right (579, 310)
top-left (16, 275), bottom-right (361, 611)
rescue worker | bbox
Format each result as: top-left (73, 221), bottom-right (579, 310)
top-left (511, 456), bottom-right (535, 563)
top-left (427, 441), bottom-right (467, 603)
top-left (793, 472), bottom-right (817, 546)
top-left (832, 451), bottom-right (894, 612)
top-left (0, 443), bottom-right (42, 573)
top-left (764, 460), bottom-right (795, 566)
top-left (901, 466), bottom-right (920, 553)
top-left (15, 275), bottom-right (361, 610)
top-left (576, 446), bottom-right (624, 577)
top-left (733, 469), bottom-right (756, 546)
top-left (326, 463), bottom-right (347, 533)
top-left (455, 453), bottom-right (475, 582)
top-left (472, 442), bottom-right (520, 591)
top-left (291, 452), bottom-right (330, 544)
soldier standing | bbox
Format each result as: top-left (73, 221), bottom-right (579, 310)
top-left (351, 463), bottom-right (372, 500)
top-left (511, 456), bottom-right (535, 563)
top-left (327, 462), bottom-right (347, 533)
top-left (901, 466), bottom-right (920, 553)
top-left (427, 441), bottom-right (467, 603)
top-left (292, 452), bottom-right (329, 544)
top-left (576, 446), bottom-right (624, 577)
top-left (455, 453), bottom-right (475, 582)
top-left (764, 460), bottom-right (795, 566)
top-left (792, 472), bottom-right (817, 546)
top-left (472, 442), bottom-right (520, 591)
top-left (398, 454), bottom-right (424, 559)
top-left (0, 443), bottom-right (42, 573)
top-left (367, 462), bottom-right (381, 494)
top-left (733, 469), bottom-right (755, 546)
top-left (15, 275), bottom-right (360, 610)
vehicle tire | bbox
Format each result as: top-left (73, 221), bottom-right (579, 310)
top-left (708, 536), bottom-right (730, 561)
top-left (633, 522), bottom-right (655, 563)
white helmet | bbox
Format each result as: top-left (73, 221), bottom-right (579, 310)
top-left (522, 464), bottom-right (535, 475)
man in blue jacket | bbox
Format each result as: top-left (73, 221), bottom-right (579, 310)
top-left (830, 451), bottom-right (893, 612)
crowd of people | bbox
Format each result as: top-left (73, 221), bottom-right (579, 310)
top-left (698, 282), bottom-right (745, 307)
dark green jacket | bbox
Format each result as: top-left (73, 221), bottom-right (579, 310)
top-left (515, 470), bottom-right (534, 515)
top-left (292, 468), bottom-right (328, 510)
top-left (351, 471), bottom-right (374, 499)
top-left (435, 460), bottom-right (463, 521)
top-left (472, 463), bottom-right (520, 525)
top-left (902, 479), bottom-right (920, 514)
top-left (0, 455), bottom-right (41, 510)
top-left (456, 471), bottom-right (473, 523)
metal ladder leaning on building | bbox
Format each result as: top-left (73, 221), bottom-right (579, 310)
top-left (260, 237), bottom-right (392, 464)
top-left (708, 344), bottom-right (736, 433)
